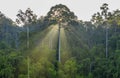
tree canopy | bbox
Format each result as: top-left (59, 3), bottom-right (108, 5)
top-left (47, 4), bottom-right (77, 24)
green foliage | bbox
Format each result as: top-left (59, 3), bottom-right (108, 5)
top-left (1, 3), bottom-right (120, 78)
top-left (16, 8), bottom-right (37, 25)
top-left (0, 42), bottom-right (22, 78)
top-left (30, 58), bottom-right (56, 78)
top-left (47, 4), bottom-right (77, 24)
top-left (64, 58), bottom-right (77, 78)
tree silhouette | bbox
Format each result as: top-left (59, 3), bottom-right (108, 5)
top-left (16, 8), bottom-right (37, 48)
top-left (16, 8), bottom-right (37, 25)
top-left (0, 11), bottom-right (5, 18)
top-left (91, 12), bottom-right (103, 26)
top-left (47, 4), bottom-right (77, 24)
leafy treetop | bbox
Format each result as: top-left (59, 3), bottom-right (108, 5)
top-left (47, 4), bottom-right (77, 23)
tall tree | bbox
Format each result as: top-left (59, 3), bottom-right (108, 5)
top-left (47, 4), bottom-right (77, 62)
top-left (16, 8), bottom-right (37, 48)
top-left (100, 3), bottom-right (109, 58)
top-left (16, 8), bottom-right (37, 78)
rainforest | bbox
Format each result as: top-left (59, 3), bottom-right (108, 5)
top-left (0, 3), bottom-right (120, 78)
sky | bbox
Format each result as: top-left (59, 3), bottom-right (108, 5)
top-left (0, 0), bottom-right (120, 21)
